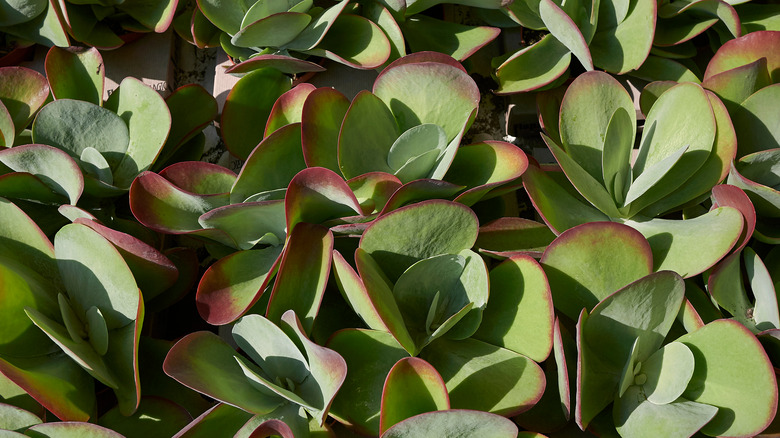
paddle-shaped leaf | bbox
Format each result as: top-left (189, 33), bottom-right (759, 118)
top-left (541, 222), bottom-right (653, 321)
top-left (221, 69), bottom-right (292, 160)
top-left (230, 123), bottom-right (306, 204)
top-left (361, 200), bottom-right (479, 282)
top-left (265, 223), bottom-right (333, 334)
top-left (301, 87), bottom-right (349, 173)
top-left (0, 144), bottom-right (84, 204)
top-left (473, 255), bottom-right (554, 362)
top-left (44, 46), bottom-right (103, 105)
top-left (373, 56), bottom-right (479, 141)
top-left (380, 357), bottom-right (449, 434)
top-left (104, 77), bottom-right (171, 189)
top-left (338, 90), bottom-right (398, 179)
top-left (678, 320), bottom-right (778, 436)
top-left (422, 337), bottom-right (545, 416)
top-left (539, 0), bottom-right (593, 71)
top-left (577, 271), bottom-right (685, 428)
top-left (32, 99), bottom-right (130, 171)
top-left (327, 329), bottom-right (409, 436)
top-left (623, 206), bottom-right (742, 277)
top-left (0, 67), bottom-right (49, 135)
top-left (559, 71), bottom-right (636, 185)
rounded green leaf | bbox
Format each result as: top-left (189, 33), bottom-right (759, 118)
top-left (623, 206), bottom-right (742, 277)
top-left (559, 71), bottom-right (636, 185)
top-left (285, 0), bottom-right (349, 51)
top-left (541, 222), bottom-right (653, 321)
top-left (704, 30), bottom-right (780, 83)
top-left (539, 0), bottom-right (593, 70)
top-left (266, 223), bottom-right (334, 334)
top-left (613, 385), bottom-right (717, 438)
top-left (590, 0), bottom-right (655, 74)
top-left (0, 402), bottom-right (41, 431)
top-left (360, 200), bottom-right (479, 282)
top-left (284, 167), bottom-right (363, 232)
top-left (230, 123), bottom-right (306, 204)
top-left (104, 77), bottom-right (172, 189)
top-left (338, 90), bottom-right (398, 180)
top-left (196, 0), bottom-right (249, 34)
top-left (32, 99), bottom-right (130, 170)
top-left (0, 260), bottom-right (58, 358)
top-left (640, 91), bottom-right (737, 217)
top-left (495, 34), bottom-right (571, 94)
top-left (163, 331), bottom-right (284, 415)
top-left (44, 46), bottom-right (103, 105)
top-left (264, 83), bottom-right (315, 137)
top-left (221, 68), bottom-right (292, 160)
top-left (0, 67), bottom-right (49, 135)
top-left (199, 201), bottom-right (286, 250)
top-left (373, 56), bottom-right (479, 142)
top-left (196, 246), bottom-right (282, 325)
top-left (327, 329), bottom-right (410, 436)
top-left (640, 341), bottom-right (695, 405)
top-left (54, 223), bottom-right (139, 329)
top-left (232, 314), bottom-right (309, 384)
top-left (73, 218), bottom-right (178, 303)
top-left (381, 409), bottom-right (518, 438)
top-left (301, 87), bottom-right (349, 173)
top-left (307, 14), bottom-right (391, 69)
top-left (421, 337), bottom-right (545, 416)
top-left (678, 320), bottom-right (778, 437)
top-left (473, 255), bottom-right (554, 362)
top-left (0, 144), bottom-right (84, 204)
top-left (521, 164), bottom-right (611, 233)
top-left (380, 357), bottom-right (449, 434)
top-left (731, 83), bottom-right (780, 157)
top-left (231, 12), bottom-right (311, 48)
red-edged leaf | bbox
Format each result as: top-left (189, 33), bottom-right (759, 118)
top-left (230, 123), bottom-right (307, 204)
top-left (73, 218), bottom-right (178, 301)
top-left (285, 167), bottom-right (363, 232)
top-left (704, 30), bottom-right (780, 83)
top-left (447, 140), bottom-right (528, 206)
top-left (378, 179), bottom-right (463, 216)
top-left (301, 87), bottom-right (350, 173)
top-left (196, 246), bottom-right (283, 325)
top-left (226, 55), bottom-right (325, 75)
top-left (347, 172), bottom-right (402, 215)
top-left (0, 67), bottom-right (49, 134)
top-left (265, 83), bottom-right (316, 137)
top-left (380, 357), bottom-right (449, 434)
top-left (221, 69), bottom-right (292, 160)
top-left (710, 184), bottom-right (756, 254)
top-left (44, 46), bottom-right (103, 105)
top-left (266, 223), bottom-right (334, 334)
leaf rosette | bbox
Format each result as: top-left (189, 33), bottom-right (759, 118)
top-left (0, 199), bottom-right (144, 420)
top-left (163, 310), bottom-right (347, 431)
top-left (524, 70), bottom-right (743, 278)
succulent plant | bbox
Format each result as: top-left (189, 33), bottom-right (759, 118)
top-left (524, 70), bottom-right (744, 277)
top-left (178, 0), bottom-right (392, 74)
top-left (0, 198), bottom-right (145, 420)
top-left (164, 310), bottom-right (347, 434)
top-left (575, 269), bottom-right (777, 437)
